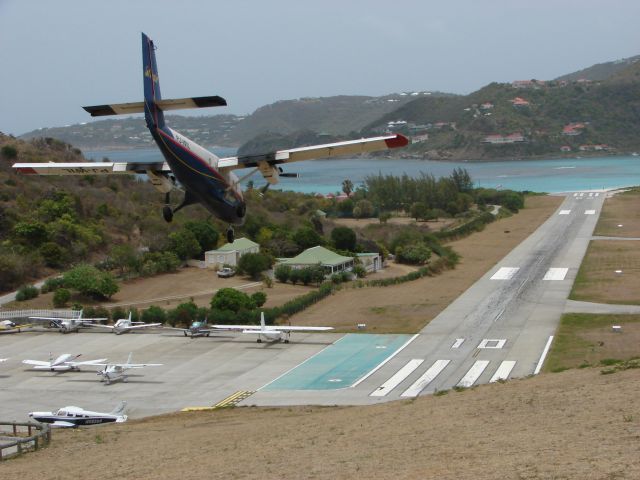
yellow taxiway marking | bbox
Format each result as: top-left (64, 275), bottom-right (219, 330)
top-left (181, 390), bottom-right (255, 412)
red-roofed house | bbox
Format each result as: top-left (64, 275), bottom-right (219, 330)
top-left (510, 97), bottom-right (530, 107)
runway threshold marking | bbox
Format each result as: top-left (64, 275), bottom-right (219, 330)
top-left (585, 210), bottom-right (596, 215)
top-left (491, 267), bottom-right (520, 280)
top-left (370, 359), bottom-right (424, 397)
top-left (559, 210), bottom-right (571, 215)
top-left (352, 333), bottom-right (419, 387)
top-left (534, 336), bottom-right (554, 375)
top-left (400, 360), bottom-right (450, 397)
top-left (543, 267), bottom-right (568, 281)
top-left (489, 361), bottom-right (516, 383)
top-left (457, 360), bottom-right (490, 388)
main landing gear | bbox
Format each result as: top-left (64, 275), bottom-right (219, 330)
top-left (163, 193), bottom-right (173, 222)
top-left (226, 226), bottom-right (235, 244)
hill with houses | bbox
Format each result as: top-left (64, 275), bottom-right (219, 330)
top-left (18, 55), bottom-right (640, 160)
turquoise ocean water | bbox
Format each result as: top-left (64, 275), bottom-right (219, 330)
top-left (83, 148), bottom-right (640, 194)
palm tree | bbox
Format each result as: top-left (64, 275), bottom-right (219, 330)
top-left (342, 179), bottom-right (353, 196)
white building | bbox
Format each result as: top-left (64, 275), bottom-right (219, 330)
top-left (204, 238), bottom-right (260, 269)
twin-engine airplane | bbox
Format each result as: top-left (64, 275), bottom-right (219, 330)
top-left (12, 33), bottom-right (408, 243)
top-left (87, 312), bottom-right (162, 335)
top-left (213, 311), bottom-right (333, 343)
top-left (29, 401), bottom-right (128, 428)
top-left (22, 353), bottom-right (107, 372)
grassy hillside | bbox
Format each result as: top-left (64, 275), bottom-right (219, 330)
top-left (555, 54), bottom-right (640, 82)
top-left (365, 67), bottom-right (640, 160)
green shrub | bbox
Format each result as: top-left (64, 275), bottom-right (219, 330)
top-left (52, 288), bottom-right (71, 307)
top-left (15, 284), bottom-right (39, 301)
top-left (41, 276), bottom-right (65, 294)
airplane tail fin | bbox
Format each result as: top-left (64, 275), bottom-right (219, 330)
top-left (142, 32), bottom-right (165, 129)
top-left (126, 352), bottom-right (133, 365)
top-left (128, 311), bottom-right (132, 323)
top-left (110, 401), bottom-right (127, 416)
top-left (260, 312), bottom-right (266, 329)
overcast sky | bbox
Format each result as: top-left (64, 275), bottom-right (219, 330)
top-left (1, 0), bottom-right (639, 135)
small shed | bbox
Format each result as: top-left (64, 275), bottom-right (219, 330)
top-left (356, 252), bottom-right (383, 273)
top-left (205, 237), bottom-right (259, 269)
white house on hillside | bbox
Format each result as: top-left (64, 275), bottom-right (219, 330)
top-left (204, 237), bottom-right (259, 269)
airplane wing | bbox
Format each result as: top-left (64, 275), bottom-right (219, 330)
top-left (122, 363), bottom-right (163, 369)
top-left (22, 360), bottom-right (50, 366)
top-left (125, 323), bottom-right (162, 330)
top-left (212, 325), bottom-right (333, 332)
top-left (217, 134), bottom-right (409, 181)
top-left (51, 421), bottom-right (77, 428)
top-left (67, 358), bottom-right (108, 366)
top-left (0, 358), bottom-right (8, 362)
top-left (13, 161), bottom-right (170, 176)
top-left (85, 324), bottom-right (116, 330)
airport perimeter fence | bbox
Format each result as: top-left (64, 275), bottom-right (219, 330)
top-left (0, 421), bottom-right (51, 460)
top-left (0, 309), bottom-right (80, 321)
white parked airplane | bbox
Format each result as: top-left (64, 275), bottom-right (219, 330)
top-left (212, 312), bottom-right (333, 343)
top-left (29, 310), bottom-right (107, 333)
top-left (0, 319), bottom-right (33, 333)
top-left (0, 358), bottom-right (7, 363)
top-left (93, 353), bottom-right (163, 385)
top-left (23, 353), bottom-right (107, 372)
top-left (87, 312), bottom-right (162, 335)
top-left (165, 319), bottom-right (223, 338)
top-left (29, 401), bottom-right (128, 428)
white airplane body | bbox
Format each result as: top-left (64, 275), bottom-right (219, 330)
top-left (29, 310), bottom-right (107, 333)
top-left (87, 312), bottom-right (162, 335)
top-left (29, 401), bottom-right (127, 428)
top-left (166, 320), bottom-right (222, 338)
top-left (23, 353), bottom-right (107, 372)
top-left (213, 312), bottom-right (333, 343)
top-left (93, 353), bottom-right (162, 385)
top-left (0, 319), bottom-right (32, 333)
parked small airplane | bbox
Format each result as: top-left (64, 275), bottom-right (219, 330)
top-left (12, 33), bottom-right (408, 244)
top-left (166, 319), bottom-right (221, 338)
top-left (23, 353), bottom-right (107, 372)
top-left (29, 401), bottom-right (128, 428)
top-left (87, 312), bottom-right (162, 335)
top-left (0, 358), bottom-right (7, 363)
top-left (29, 310), bottom-right (107, 333)
top-left (212, 312), bottom-right (333, 343)
top-left (93, 353), bottom-right (163, 385)
top-left (0, 320), bottom-right (32, 333)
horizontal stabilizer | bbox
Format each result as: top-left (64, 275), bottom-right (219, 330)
top-left (13, 161), bottom-right (170, 176)
top-left (83, 96), bottom-right (227, 117)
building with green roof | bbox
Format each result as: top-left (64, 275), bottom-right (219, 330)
top-left (205, 237), bottom-right (260, 269)
top-left (278, 246), bottom-right (355, 275)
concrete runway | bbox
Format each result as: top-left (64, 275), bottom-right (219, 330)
top-left (0, 191), bottom-right (605, 419)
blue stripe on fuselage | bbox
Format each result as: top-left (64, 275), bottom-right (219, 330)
top-left (153, 128), bottom-right (244, 225)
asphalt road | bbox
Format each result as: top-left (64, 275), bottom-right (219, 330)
top-left (0, 191), bottom-right (606, 419)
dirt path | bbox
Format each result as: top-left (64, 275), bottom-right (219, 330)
top-left (292, 195), bottom-right (562, 332)
top-left (3, 367), bottom-right (639, 480)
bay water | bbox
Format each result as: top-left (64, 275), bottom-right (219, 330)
top-left (83, 148), bottom-right (640, 195)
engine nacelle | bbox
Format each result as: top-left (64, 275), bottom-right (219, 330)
top-left (146, 170), bottom-right (174, 193)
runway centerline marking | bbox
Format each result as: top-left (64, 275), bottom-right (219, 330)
top-left (490, 361), bottom-right (516, 383)
top-left (543, 267), bottom-right (568, 281)
top-left (585, 210), bottom-right (596, 215)
top-left (451, 338), bottom-right (465, 349)
top-left (491, 267), bottom-right (520, 280)
top-left (401, 360), bottom-right (450, 397)
top-left (370, 359), bottom-right (424, 397)
top-left (559, 210), bottom-right (571, 215)
top-left (457, 360), bottom-right (490, 388)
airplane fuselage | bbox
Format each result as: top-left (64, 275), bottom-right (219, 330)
top-left (151, 126), bottom-right (246, 225)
